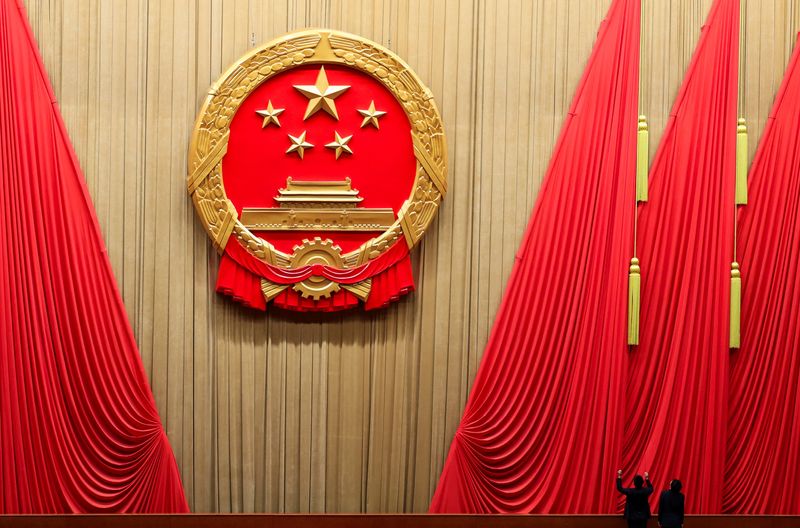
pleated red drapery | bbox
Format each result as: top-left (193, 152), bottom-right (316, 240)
top-left (429, 0), bottom-right (640, 513)
top-left (724, 34), bottom-right (800, 514)
top-left (623, 0), bottom-right (739, 513)
top-left (0, 0), bottom-right (188, 513)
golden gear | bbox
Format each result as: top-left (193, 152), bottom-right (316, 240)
top-left (289, 238), bottom-right (343, 300)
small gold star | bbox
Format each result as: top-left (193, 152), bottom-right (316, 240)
top-left (286, 131), bottom-right (314, 159)
top-left (325, 131), bottom-right (353, 160)
top-left (357, 100), bottom-right (387, 129)
top-left (294, 66), bottom-right (350, 120)
top-left (255, 100), bottom-right (284, 128)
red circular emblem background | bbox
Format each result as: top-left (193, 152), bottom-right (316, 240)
top-left (223, 64), bottom-right (417, 254)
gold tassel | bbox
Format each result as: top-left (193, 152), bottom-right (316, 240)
top-left (729, 262), bottom-right (741, 348)
top-left (628, 258), bottom-right (641, 345)
top-left (636, 115), bottom-right (649, 202)
top-left (735, 118), bottom-right (748, 205)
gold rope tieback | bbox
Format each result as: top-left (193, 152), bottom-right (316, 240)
top-left (730, 117), bottom-right (747, 349)
top-left (627, 257), bottom-right (641, 346)
top-left (730, 261), bottom-right (741, 348)
top-left (628, 116), bottom-right (649, 346)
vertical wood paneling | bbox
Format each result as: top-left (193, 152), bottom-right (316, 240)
top-left (21, 0), bottom-right (799, 513)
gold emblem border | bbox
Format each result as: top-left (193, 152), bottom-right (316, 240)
top-left (187, 29), bottom-right (447, 271)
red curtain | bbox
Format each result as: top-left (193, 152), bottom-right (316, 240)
top-left (429, 0), bottom-right (640, 513)
top-left (624, 0), bottom-right (739, 513)
top-left (723, 34), bottom-right (800, 514)
top-left (0, 0), bottom-right (187, 513)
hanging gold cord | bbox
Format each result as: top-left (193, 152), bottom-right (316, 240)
top-left (628, 5), bottom-right (647, 346)
top-left (628, 116), bottom-right (647, 346)
top-left (730, 0), bottom-right (747, 349)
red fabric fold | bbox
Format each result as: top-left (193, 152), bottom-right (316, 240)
top-left (724, 33), bottom-right (800, 514)
top-left (271, 287), bottom-right (361, 312)
top-left (216, 254), bottom-right (268, 310)
top-left (0, 0), bottom-right (187, 513)
top-left (364, 254), bottom-right (414, 310)
top-left (625, 0), bottom-right (739, 513)
top-left (430, 0), bottom-right (640, 513)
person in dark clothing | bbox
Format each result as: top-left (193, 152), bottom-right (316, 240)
top-left (658, 479), bottom-right (685, 528)
top-left (616, 469), bottom-right (654, 528)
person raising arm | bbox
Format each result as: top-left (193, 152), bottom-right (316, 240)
top-left (617, 470), bottom-right (654, 528)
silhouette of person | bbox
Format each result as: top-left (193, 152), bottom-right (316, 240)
top-left (658, 479), bottom-right (685, 528)
top-left (617, 469), bottom-right (654, 528)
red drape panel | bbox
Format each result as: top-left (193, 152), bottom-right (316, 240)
top-left (723, 34), bottom-right (800, 514)
top-left (429, 0), bottom-right (639, 513)
top-left (624, 0), bottom-right (738, 513)
top-left (0, 0), bottom-right (188, 513)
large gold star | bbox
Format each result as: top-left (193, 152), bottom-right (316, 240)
top-left (293, 66), bottom-right (350, 120)
top-left (357, 100), bottom-right (387, 129)
top-left (325, 131), bottom-right (353, 160)
top-left (286, 131), bottom-right (314, 159)
top-left (255, 100), bottom-right (284, 128)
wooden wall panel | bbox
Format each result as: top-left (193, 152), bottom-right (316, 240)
top-left (21, 0), bottom-right (800, 513)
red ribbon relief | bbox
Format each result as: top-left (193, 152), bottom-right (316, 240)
top-left (216, 237), bottom-right (415, 312)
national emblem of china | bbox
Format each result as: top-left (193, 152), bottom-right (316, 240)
top-left (188, 30), bottom-right (447, 311)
